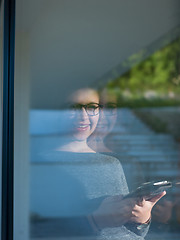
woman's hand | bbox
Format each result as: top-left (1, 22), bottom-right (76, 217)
top-left (130, 191), bottom-right (166, 224)
top-left (92, 195), bottom-right (137, 229)
top-left (92, 191), bottom-right (166, 229)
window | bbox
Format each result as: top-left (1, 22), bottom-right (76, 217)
top-left (4, 1), bottom-right (180, 240)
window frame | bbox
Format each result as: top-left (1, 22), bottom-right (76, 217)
top-left (1, 1), bottom-right (15, 240)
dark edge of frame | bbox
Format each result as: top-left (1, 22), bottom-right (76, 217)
top-left (2, 0), bottom-right (15, 240)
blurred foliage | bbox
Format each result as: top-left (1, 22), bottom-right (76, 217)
top-left (106, 37), bottom-right (180, 107)
top-left (116, 98), bottom-right (180, 108)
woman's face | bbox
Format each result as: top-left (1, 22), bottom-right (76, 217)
top-left (68, 89), bottom-right (100, 141)
top-left (94, 91), bottom-right (117, 139)
top-left (96, 103), bottom-right (117, 138)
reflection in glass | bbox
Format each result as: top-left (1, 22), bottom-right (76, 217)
top-left (14, 1), bottom-right (180, 239)
top-left (30, 88), bottom-right (168, 240)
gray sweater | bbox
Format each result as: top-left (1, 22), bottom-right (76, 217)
top-left (31, 151), bottom-right (148, 239)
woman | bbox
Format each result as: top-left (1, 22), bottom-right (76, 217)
top-left (43, 88), bottom-right (166, 239)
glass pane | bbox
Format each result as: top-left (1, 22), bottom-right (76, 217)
top-left (15, 1), bottom-right (180, 240)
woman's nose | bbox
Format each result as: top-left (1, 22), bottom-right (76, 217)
top-left (78, 107), bottom-right (89, 120)
top-left (99, 109), bottom-right (107, 121)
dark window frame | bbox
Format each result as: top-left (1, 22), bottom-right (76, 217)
top-left (1, 0), bottom-right (15, 240)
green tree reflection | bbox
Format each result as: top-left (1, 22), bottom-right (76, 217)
top-left (107, 37), bottom-right (180, 108)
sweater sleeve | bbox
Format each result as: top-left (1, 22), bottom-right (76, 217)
top-left (93, 154), bottom-right (150, 239)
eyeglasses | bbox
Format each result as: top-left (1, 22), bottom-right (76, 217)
top-left (101, 103), bottom-right (117, 115)
top-left (70, 103), bottom-right (101, 116)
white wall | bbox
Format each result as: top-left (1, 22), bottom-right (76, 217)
top-left (27, 0), bottom-right (180, 108)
